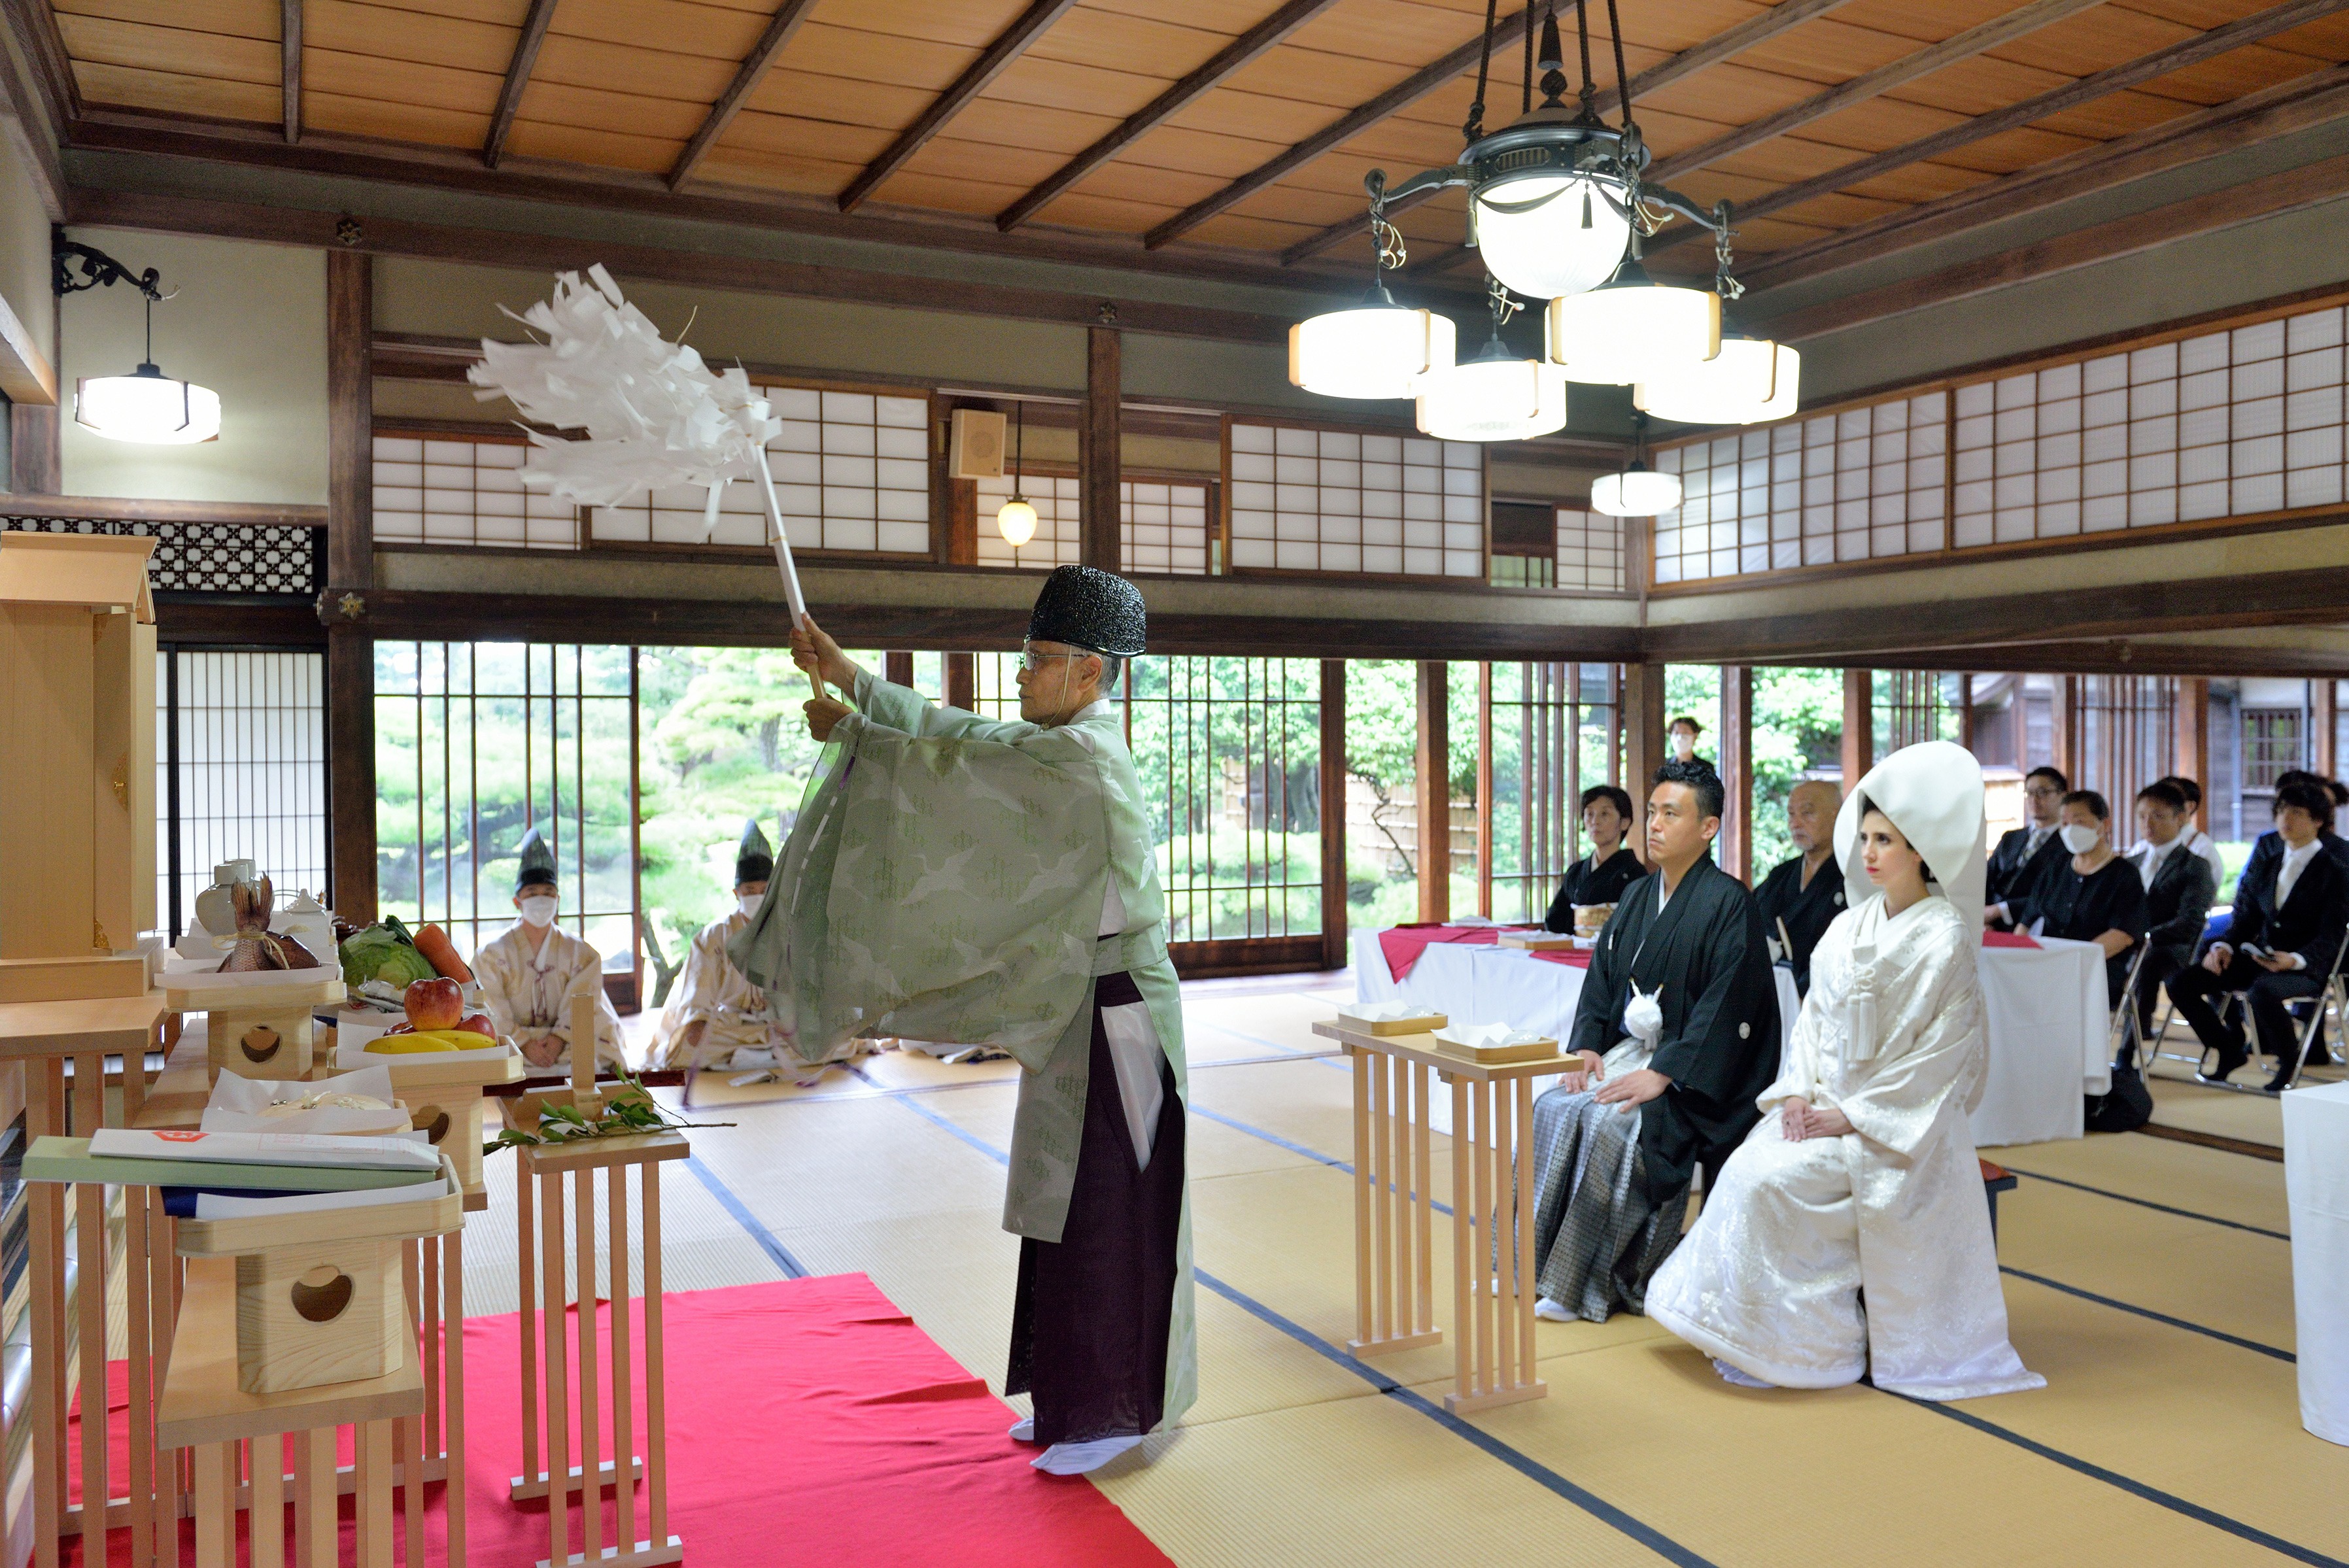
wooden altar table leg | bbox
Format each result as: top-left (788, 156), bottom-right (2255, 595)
top-left (190, 1444), bottom-right (231, 1568)
top-left (609, 1163), bottom-right (638, 1555)
top-left (1450, 1074), bottom-right (1470, 1401)
top-left (250, 1434), bottom-right (285, 1568)
top-left (541, 1170), bottom-right (570, 1568)
top-left (1490, 1082), bottom-right (1513, 1398)
top-left (354, 1420), bottom-right (393, 1568)
top-left (442, 1230), bottom-right (466, 1568)
top-left (576, 1167), bottom-right (603, 1566)
top-left (421, 1239), bottom-right (441, 1466)
top-left (1414, 1064), bottom-right (1433, 1337)
top-left (124, 1064), bottom-right (154, 1568)
top-left (73, 1051), bottom-right (109, 1568)
top-left (1447, 1075), bottom-right (1549, 1415)
top-left (149, 1187), bottom-right (180, 1568)
top-left (1516, 1078), bottom-right (1539, 1388)
top-left (1371, 1049), bottom-right (1391, 1342)
top-left (291, 1429), bottom-right (336, 1568)
top-left (1388, 1053), bottom-right (1409, 1340)
top-left (1350, 1046), bottom-right (1372, 1348)
top-left (643, 1162), bottom-right (668, 1558)
top-left (517, 1167), bottom-right (538, 1496)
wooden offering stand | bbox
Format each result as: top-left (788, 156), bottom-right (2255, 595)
top-left (166, 973), bottom-right (346, 1082)
top-left (1312, 1017), bottom-right (1570, 1416)
top-left (507, 994), bottom-right (686, 1568)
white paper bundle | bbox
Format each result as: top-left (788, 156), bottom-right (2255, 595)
top-left (1433, 1023), bottom-right (1548, 1050)
top-left (1341, 1000), bottom-right (1438, 1023)
top-left (89, 1127), bottom-right (439, 1172)
top-left (184, 1174), bottom-right (454, 1221)
top-left (201, 1065), bottom-right (407, 1135)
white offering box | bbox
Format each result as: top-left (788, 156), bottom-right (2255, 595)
top-left (2284, 1081), bottom-right (2349, 1445)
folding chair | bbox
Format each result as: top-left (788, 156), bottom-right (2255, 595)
top-left (2199, 927), bottom-right (2349, 1097)
top-left (2106, 939), bottom-right (2151, 1072)
top-left (2148, 915), bottom-right (2233, 1071)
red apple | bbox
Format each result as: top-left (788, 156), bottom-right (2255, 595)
top-left (403, 977), bottom-right (464, 1032)
top-left (458, 1012), bottom-right (494, 1037)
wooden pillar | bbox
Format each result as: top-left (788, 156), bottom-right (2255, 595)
top-left (2053, 674), bottom-right (2079, 784)
top-left (1416, 661), bottom-right (1449, 924)
top-left (1320, 660), bottom-right (1348, 970)
top-left (1622, 662), bottom-right (1666, 862)
top-left (945, 653), bottom-right (975, 713)
top-left (2316, 677), bottom-right (2339, 781)
top-left (1840, 668), bottom-right (1872, 791)
top-left (1080, 326), bottom-right (1121, 571)
top-left (325, 248), bottom-right (376, 922)
top-left (12, 267), bottom-right (58, 492)
top-left (883, 651), bottom-right (913, 689)
top-left (1957, 671), bottom-right (1976, 752)
top-left (1475, 664), bottom-right (1494, 918)
top-left (1722, 665), bottom-right (1753, 881)
top-left (2176, 678), bottom-right (2210, 830)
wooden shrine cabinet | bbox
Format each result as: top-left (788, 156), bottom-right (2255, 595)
top-left (0, 532), bottom-right (157, 1006)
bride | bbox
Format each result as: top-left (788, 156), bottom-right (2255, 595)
top-left (1646, 741), bottom-right (2043, 1399)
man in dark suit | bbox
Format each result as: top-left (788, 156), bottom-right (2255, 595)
top-left (1984, 766), bottom-right (2070, 929)
top-left (2167, 779), bottom-right (2349, 1092)
top-left (2125, 780), bottom-right (2217, 1066)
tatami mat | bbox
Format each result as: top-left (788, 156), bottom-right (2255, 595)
top-left (449, 982), bottom-right (2343, 1567)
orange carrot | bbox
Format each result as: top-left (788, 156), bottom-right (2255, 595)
top-left (412, 923), bottom-right (473, 984)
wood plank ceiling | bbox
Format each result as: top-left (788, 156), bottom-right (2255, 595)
top-left (41, 0), bottom-right (2349, 291)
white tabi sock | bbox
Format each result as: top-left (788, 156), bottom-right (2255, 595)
top-left (1007, 1416), bottom-right (1035, 1442)
top-left (1712, 1357), bottom-right (1775, 1389)
top-left (1534, 1297), bottom-right (1573, 1322)
top-left (1031, 1435), bottom-right (1143, 1475)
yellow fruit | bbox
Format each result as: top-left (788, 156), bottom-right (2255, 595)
top-left (365, 1036), bottom-right (462, 1054)
top-left (441, 1030), bottom-right (499, 1051)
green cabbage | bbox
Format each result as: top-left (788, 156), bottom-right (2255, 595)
top-left (338, 917), bottom-right (438, 990)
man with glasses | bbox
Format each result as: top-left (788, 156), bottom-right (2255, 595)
top-left (733, 565), bottom-right (1192, 1480)
top-left (1985, 766), bottom-right (2070, 930)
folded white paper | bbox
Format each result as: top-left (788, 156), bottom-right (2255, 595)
top-left (1340, 1000), bottom-right (1438, 1023)
top-left (201, 1065), bottom-right (408, 1135)
top-left (1433, 1023), bottom-right (1546, 1049)
top-left (90, 1127), bottom-right (439, 1172)
top-left (188, 1174), bottom-right (453, 1219)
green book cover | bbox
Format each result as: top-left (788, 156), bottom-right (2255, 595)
top-left (21, 1138), bottom-right (438, 1193)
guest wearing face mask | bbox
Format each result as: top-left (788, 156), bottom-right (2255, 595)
top-left (2168, 780), bottom-right (2349, 1091)
top-left (473, 827), bottom-right (626, 1071)
top-left (650, 818), bottom-right (814, 1071)
top-left (2008, 790), bottom-right (2150, 1011)
top-left (1668, 715), bottom-right (1705, 764)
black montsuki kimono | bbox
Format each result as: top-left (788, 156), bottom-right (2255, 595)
top-left (1566, 855), bottom-right (1783, 1197)
top-left (1543, 847), bottom-right (1647, 931)
top-left (1753, 851), bottom-right (1848, 997)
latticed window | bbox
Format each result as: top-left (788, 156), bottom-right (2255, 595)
top-left (1227, 420), bottom-right (1484, 579)
top-left (373, 434), bottom-right (579, 549)
top-left (2244, 707), bottom-right (2305, 793)
top-left (2076, 677), bottom-right (2177, 817)
top-left (1483, 663), bottom-right (1620, 925)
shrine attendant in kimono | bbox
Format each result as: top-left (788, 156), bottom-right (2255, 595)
top-left (472, 828), bottom-right (626, 1070)
top-left (735, 565), bottom-right (1193, 1479)
top-left (1647, 741), bottom-right (2044, 1399)
top-left (651, 819), bottom-right (803, 1071)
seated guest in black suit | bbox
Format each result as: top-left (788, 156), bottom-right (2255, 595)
top-left (2167, 779), bottom-right (2349, 1091)
top-left (1985, 766), bottom-right (2070, 929)
top-left (2125, 780), bottom-right (2218, 1065)
top-left (1669, 715), bottom-right (1704, 764)
top-left (2011, 789), bottom-right (2149, 1010)
top-left (1543, 785), bottom-right (1645, 932)
top-left (1751, 779), bottom-right (1845, 997)
top-left (2144, 775), bottom-right (2229, 889)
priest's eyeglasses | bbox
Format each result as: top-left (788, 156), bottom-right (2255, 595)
top-left (1019, 643), bottom-right (1083, 672)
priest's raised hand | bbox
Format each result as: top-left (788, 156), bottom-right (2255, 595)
top-left (804, 694), bottom-right (850, 741)
top-left (789, 613), bottom-right (861, 693)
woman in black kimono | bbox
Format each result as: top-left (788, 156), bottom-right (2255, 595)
top-left (1543, 785), bottom-right (1645, 931)
top-left (2012, 789), bottom-right (2150, 1007)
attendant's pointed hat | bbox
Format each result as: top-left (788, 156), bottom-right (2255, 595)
top-left (735, 818), bottom-right (775, 886)
top-left (514, 828), bottom-right (558, 895)
top-left (1027, 565), bottom-right (1145, 656)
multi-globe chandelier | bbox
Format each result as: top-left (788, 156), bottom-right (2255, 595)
top-left (1286, 0), bottom-right (1801, 509)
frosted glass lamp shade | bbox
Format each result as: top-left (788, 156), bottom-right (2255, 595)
top-left (1415, 354), bottom-right (1568, 443)
top-left (1546, 281), bottom-right (1721, 386)
top-left (1471, 175), bottom-right (1631, 301)
top-left (996, 496), bottom-right (1038, 547)
top-left (1590, 465), bottom-right (1682, 517)
top-left (75, 365), bottom-right (221, 444)
top-left (1636, 340), bottom-right (1800, 426)
top-left (1288, 305), bottom-right (1456, 400)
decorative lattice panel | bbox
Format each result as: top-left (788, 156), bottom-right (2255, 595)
top-left (3, 515), bottom-right (319, 595)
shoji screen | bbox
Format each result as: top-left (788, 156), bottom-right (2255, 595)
top-left (1227, 421), bottom-right (1485, 579)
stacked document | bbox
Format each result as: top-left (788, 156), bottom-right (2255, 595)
top-left (25, 1128), bottom-right (449, 1219)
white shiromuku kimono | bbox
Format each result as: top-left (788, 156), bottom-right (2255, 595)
top-left (649, 910), bottom-right (796, 1070)
top-left (1647, 889), bottom-right (2044, 1399)
top-left (474, 922), bottom-right (628, 1070)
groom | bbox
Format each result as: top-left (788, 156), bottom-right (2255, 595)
top-left (1526, 758), bottom-right (1782, 1323)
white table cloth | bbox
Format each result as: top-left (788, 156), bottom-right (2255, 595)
top-left (2283, 1080), bottom-right (2349, 1445)
top-left (1352, 928), bottom-right (2107, 1146)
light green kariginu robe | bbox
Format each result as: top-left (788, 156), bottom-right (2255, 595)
top-left (730, 669), bottom-right (1195, 1429)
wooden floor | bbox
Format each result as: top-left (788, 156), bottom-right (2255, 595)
top-left (462, 983), bottom-right (2344, 1567)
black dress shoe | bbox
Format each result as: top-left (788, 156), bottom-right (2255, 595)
top-left (2199, 1047), bottom-right (2247, 1085)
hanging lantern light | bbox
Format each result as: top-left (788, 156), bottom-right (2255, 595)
top-left (54, 240), bottom-right (222, 445)
top-left (1472, 173), bottom-right (1632, 302)
top-left (1636, 337), bottom-right (1799, 426)
top-left (1416, 282), bottom-right (1566, 442)
top-left (1591, 409), bottom-right (1681, 516)
top-left (1546, 260), bottom-right (1720, 386)
top-left (1289, 207), bottom-right (1456, 400)
top-left (997, 398), bottom-right (1038, 547)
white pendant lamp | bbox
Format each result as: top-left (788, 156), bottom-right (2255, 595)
top-left (1289, 291), bottom-right (1456, 400)
top-left (1590, 463), bottom-right (1681, 516)
top-left (75, 362), bottom-right (221, 445)
top-left (1416, 346), bottom-right (1568, 442)
top-left (1470, 175), bottom-right (1631, 303)
top-left (1547, 262), bottom-right (1721, 386)
top-left (1636, 336), bottom-right (1799, 426)
top-left (997, 398), bottom-right (1038, 547)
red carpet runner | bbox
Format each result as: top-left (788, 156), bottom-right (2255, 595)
top-left (71, 1274), bottom-right (1173, 1567)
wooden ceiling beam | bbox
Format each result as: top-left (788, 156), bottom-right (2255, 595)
top-left (0, 1), bottom-right (62, 220)
top-left (668, 0), bottom-right (824, 192)
top-left (1263, 0), bottom-right (1868, 267)
top-left (997, 0), bottom-right (1345, 233)
top-left (838, 0), bottom-right (1084, 215)
top-left (1751, 147), bottom-right (2349, 340)
top-left (483, 0), bottom-right (560, 170)
top-left (1669, 0), bottom-right (2349, 267)
top-left (1647, 0), bottom-right (2110, 186)
top-left (0, 0), bottom-right (80, 132)
top-left (281, 0), bottom-right (301, 144)
top-left (1740, 60), bottom-right (2349, 290)
top-left (69, 186), bottom-right (1297, 346)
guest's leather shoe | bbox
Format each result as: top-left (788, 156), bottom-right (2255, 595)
top-left (2199, 1045), bottom-right (2247, 1085)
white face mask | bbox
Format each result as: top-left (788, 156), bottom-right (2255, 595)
top-left (517, 896), bottom-right (557, 929)
top-left (1672, 734), bottom-right (1696, 760)
top-left (737, 894), bottom-right (764, 919)
top-left (2059, 823), bottom-right (2102, 855)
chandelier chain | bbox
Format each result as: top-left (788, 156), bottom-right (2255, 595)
top-left (1604, 0), bottom-right (1632, 130)
top-left (1464, 0), bottom-right (1500, 142)
top-left (1713, 209), bottom-right (1745, 300)
top-left (1487, 275), bottom-right (1522, 328)
top-left (1573, 0), bottom-right (1596, 118)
